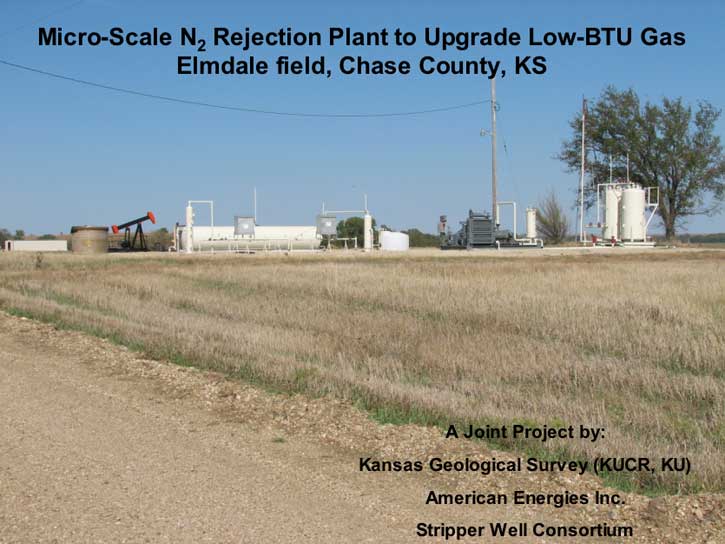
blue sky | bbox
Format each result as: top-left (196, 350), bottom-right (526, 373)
top-left (1, 0), bottom-right (724, 235)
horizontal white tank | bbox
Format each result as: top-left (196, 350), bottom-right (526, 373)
top-left (619, 187), bottom-right (647, 242)
top-left (4, 240), bottom-right (68, 252)
top-left (177, 225), bottom-right (321, 251)
top-left (379, 231), bottom-right (409, 251)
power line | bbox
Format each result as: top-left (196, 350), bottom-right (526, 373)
top-left (0, 59), bottom-right (491, 118)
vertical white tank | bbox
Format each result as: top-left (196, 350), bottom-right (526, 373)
top-left (185, 205), bottom-right (194, 253)
top-left (619, 186), bottom-right (647, 241)
top-left (603, 186), bottom-right (621, 241)
top-left (525, 208), bottom-right (537, 239)
top-left (363, 213), bottom-right (373, 252)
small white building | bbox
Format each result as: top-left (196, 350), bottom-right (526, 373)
top-left (4, 240), bottom-right (68, 252)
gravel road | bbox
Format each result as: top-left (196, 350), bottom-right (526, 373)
top-left (0, 312), bottom-right (722, 543)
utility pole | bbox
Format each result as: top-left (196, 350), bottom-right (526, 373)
top-left (579, 97), bottom-right (587, 243)
top-left (491, 78), bottom-right (498, 227)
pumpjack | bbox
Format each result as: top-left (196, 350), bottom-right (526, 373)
top-left (112, 211), bottom-right (156, 251)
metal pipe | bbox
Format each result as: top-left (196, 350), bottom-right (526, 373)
top-left (324, 209), bottom-right (366, 214)
top-left (643, 187), bottom-right (659, 235)
top-left (599, 156), bottom-right (612, 226)
top-left (496, 200), bottom-right (517, 240)
top-left (596, 184), bottom-right (601, 226)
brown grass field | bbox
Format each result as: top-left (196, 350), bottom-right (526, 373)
top-left (1, 248), bottom-right (723, 494)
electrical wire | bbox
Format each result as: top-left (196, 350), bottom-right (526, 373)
top-left (0, 59), bottom-right (491, 118)
top-left (1, 3), bottom-right (490, 118)
top-left (496, 111), bottom-right (522, 205)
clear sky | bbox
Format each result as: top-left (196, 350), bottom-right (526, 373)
top-left (1, 0), bottom-right (724, 235)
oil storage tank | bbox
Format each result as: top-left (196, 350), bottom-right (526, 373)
top-left (70, 226), bottom-right (109, 254)
top-left (619, 187), bottom-right (646, 242)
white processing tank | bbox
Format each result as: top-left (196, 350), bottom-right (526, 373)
top-left (379, 231), bottom-right (409, 251)
top-left (363, 213), bottom-right (373, 252)
top-left (184, 205), bottom-right (194, 254)
top-left (619, 186), bottom-right (647, 242)
top-left (177, 225), bottom-right (321, 251)
top-left (525, 208), bottom-right (537, 240)
top-left (602, 185), bottom-right (622, 241)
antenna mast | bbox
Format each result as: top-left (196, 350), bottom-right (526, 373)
top-left (578, 97), bottom-right (587, 243)
top-left (491, 78), bottom-right (498, 226)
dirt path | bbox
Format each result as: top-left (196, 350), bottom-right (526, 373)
top-left (0, 313), bottom-right (722, 543)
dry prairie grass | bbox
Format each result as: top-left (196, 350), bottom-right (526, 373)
top-left (1, 249), bottom-right (723, 494)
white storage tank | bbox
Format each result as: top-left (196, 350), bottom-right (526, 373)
top-left (184, 205), bottom-right (194, 254)
top-left (379, 231), bottom-right (409, 251)
top-left (603, 185), bottom-right (622, 241)
top-left (363, 213), bottom-right (373, 252)
top-left (619, 186), bottom-right (647, 242)
top-left (525, 208), bottom-right (537, 240)
top-left (176, 225), bottom-right (321, 251)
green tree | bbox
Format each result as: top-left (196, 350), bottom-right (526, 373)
top-left (336, 217), bottom-right (376, 247)
top-left (145, 228), bottom-right (172, 251)
top-left (38, 234), bottom-right (57, 240)
top-left (558, 87), bottom-right (725, 240)
top-left (14, 229), bottom-right (25, 240)
top-left (536, 190), bottom-right (570, 244)
top-left (0, 228), bottom-right (11, 248)
top-left (403, 228), bottom-right (440, 247)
